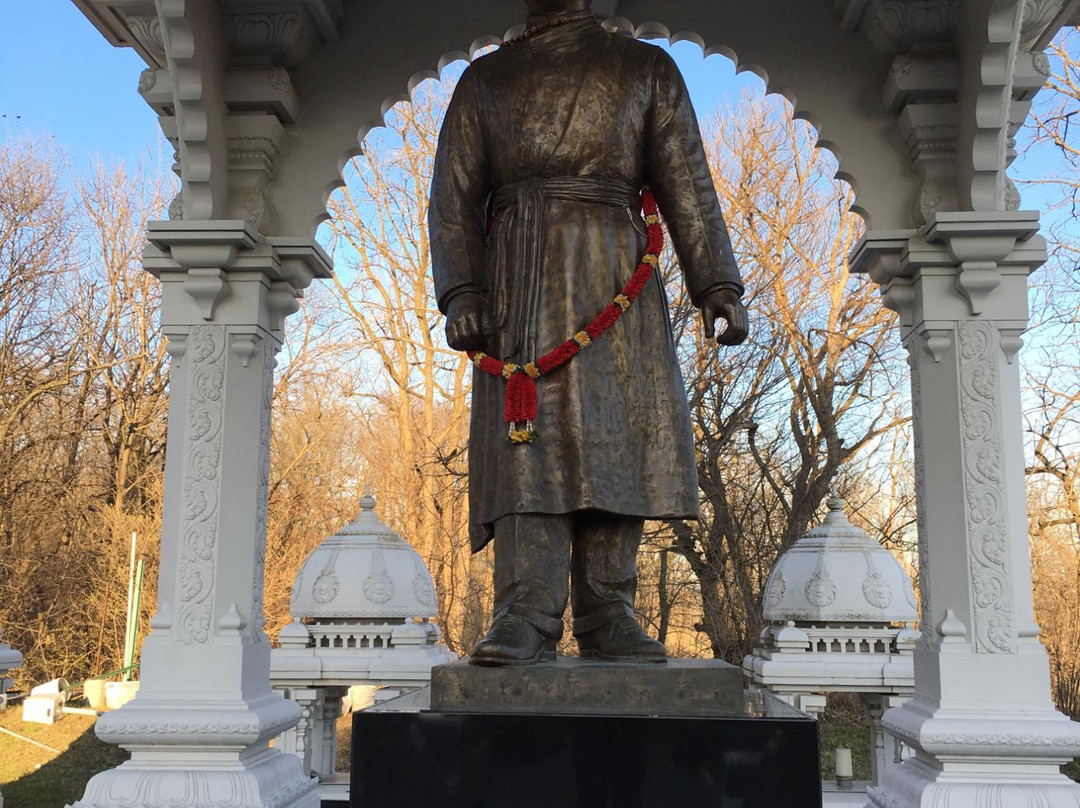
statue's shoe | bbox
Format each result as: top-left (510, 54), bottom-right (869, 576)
top-left (576, 616), bottom-right (668, 663)
top-left (469, 614), bottom-right (557, 667)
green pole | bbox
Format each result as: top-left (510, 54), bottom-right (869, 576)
top-left (123, 559), bottom-right (144, 682)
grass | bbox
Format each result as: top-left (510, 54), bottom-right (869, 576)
top-left (337, 712), bottom-right (352, 772)
top-left (0, 704), bottom-right (128, 808)
top-left (1065, 758), bottom-right (1080, 783)
top-left (818, 710), bottom-right (873, 781)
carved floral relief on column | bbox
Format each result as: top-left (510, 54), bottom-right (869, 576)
top-left (957, 321), bottom-right (1015, 653)
top-left (176, 326), bottom-right (226, 644)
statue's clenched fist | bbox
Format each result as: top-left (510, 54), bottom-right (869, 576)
top-left (700, 288), bottom-right (749, 346)
top-left (445, 291), bottom-right (493, 351)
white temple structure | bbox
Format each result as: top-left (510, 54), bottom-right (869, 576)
top-left (0, 628), bottom-right (22, 808)
top-left (745, 495), bottom-right (920, 798)
top-left (0, 628), bottom-right (20, 711)
top-left (65, 2), bottom-right (1080, 806)
top-left (270, 490), bottom-right (456, 800)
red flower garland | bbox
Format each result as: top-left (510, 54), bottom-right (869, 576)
top-left (468, 188), bottom-right (664, 444)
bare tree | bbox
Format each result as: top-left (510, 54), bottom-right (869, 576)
top-left (1014, 25), bottom-right (1080, 720)
top-left (0, 138), bottom-right (173, 685)
top-left (321, 71), bottom-right (486, 653)
top-left (1019, 26), bottom-right (1080, 264)
top-left (659, 94), bottom-right (910, 662)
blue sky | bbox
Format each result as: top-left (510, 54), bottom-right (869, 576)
top-left (0, 0), bottom-right (1069, 227)
top-left (0, 0), bottom-right (760, 172)
top-left (1, 0), bottom-right (161, 164)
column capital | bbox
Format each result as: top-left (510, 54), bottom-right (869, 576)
top-left (143, 221), bottom-right (332, 326)
top-left (852, 215), bottom-right (1046, 324)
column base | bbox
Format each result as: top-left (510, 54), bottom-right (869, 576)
top-left (868, 696), bottom-right (1080, 808)
top-left (68, 692), bottom-right (318, 808)
top-left (69, 748), bottom-right (317, 808)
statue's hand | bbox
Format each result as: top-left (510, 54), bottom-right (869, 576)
top-left (445, 291), bottom-right (493, 351)
top-left (701, 288), bottom-right (749, 346)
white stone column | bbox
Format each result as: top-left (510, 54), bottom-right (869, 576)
top-left (856, 216), bottom-right (1080, 808)
top-left (311, 688), bottom-right (346, 780)
top-left (71, 224), bottom-right (330, 808)
top-left (863, 694), bottom-right (909, 788)
top-left (277, 687), bottom-right (319, 777)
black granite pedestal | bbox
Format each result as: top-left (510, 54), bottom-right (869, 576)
top-left (351, 660), bottom-right (821, 808)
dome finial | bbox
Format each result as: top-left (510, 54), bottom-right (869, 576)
top-left (827, 486), bottom-right (845, 512)
top-left (360, 485), bottom-right (376, 511)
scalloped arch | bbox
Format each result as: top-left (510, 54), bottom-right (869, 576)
top-left (266, 5), bottom-right (918, 241)
top-left (606, 20), bottom-right (864, 222)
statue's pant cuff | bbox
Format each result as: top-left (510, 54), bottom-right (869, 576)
top-left (572, 601), bottom-right (634, 636)
top-left (496, 603), bottom-right (564, 639)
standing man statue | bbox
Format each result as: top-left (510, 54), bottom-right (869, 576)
top-left (430, 0), bottom-right (748, 666)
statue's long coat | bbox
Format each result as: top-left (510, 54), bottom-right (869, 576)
top-left (429, 17), bottom-right (744, 552)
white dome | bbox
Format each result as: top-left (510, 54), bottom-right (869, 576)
top-left (762, 495), bottom-right (917, 625)
top-left (290, 491), bottom-right (438, 621)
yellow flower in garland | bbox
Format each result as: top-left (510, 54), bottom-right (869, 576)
top-left (507, 424), bottom-right (539, 444)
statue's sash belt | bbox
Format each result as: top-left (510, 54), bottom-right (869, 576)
top-left (491, 176), bottom-right (641, 360)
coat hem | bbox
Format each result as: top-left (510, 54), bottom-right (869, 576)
top-left (470, 506), bottom-right (700, 553)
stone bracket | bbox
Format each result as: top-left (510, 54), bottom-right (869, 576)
top-left (158, 0), bottom-right (230, 221)
top-left (920, 328), bottom-right (953, 363)
top-left (923, 211), bottom-right (1041, 314)
top-left (998, 327), bottom-right (1024, 364)
top-left (183, 268), bottom-right (229, 319)
top-left (229, 330), bottom-right (263, 367)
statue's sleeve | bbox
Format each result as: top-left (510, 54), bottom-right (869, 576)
top-left (645, 49), bottom-right (744, 305)
top-left (429, 67), bottom-right (492, 314)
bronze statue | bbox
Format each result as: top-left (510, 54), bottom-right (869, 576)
top-left (429, 0), bottom-right (748, 666)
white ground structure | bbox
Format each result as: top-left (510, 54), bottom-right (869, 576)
top-left (66, 1), bottom-right (1080, 806)
top-left (270, 491), bottom-right (456, 800)
top-left (0, 628), bottom-right (22, 808)
top-left (745, 495), bottom-right (920, 801)
top-left (0, 628), bottom-right (20, 711)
